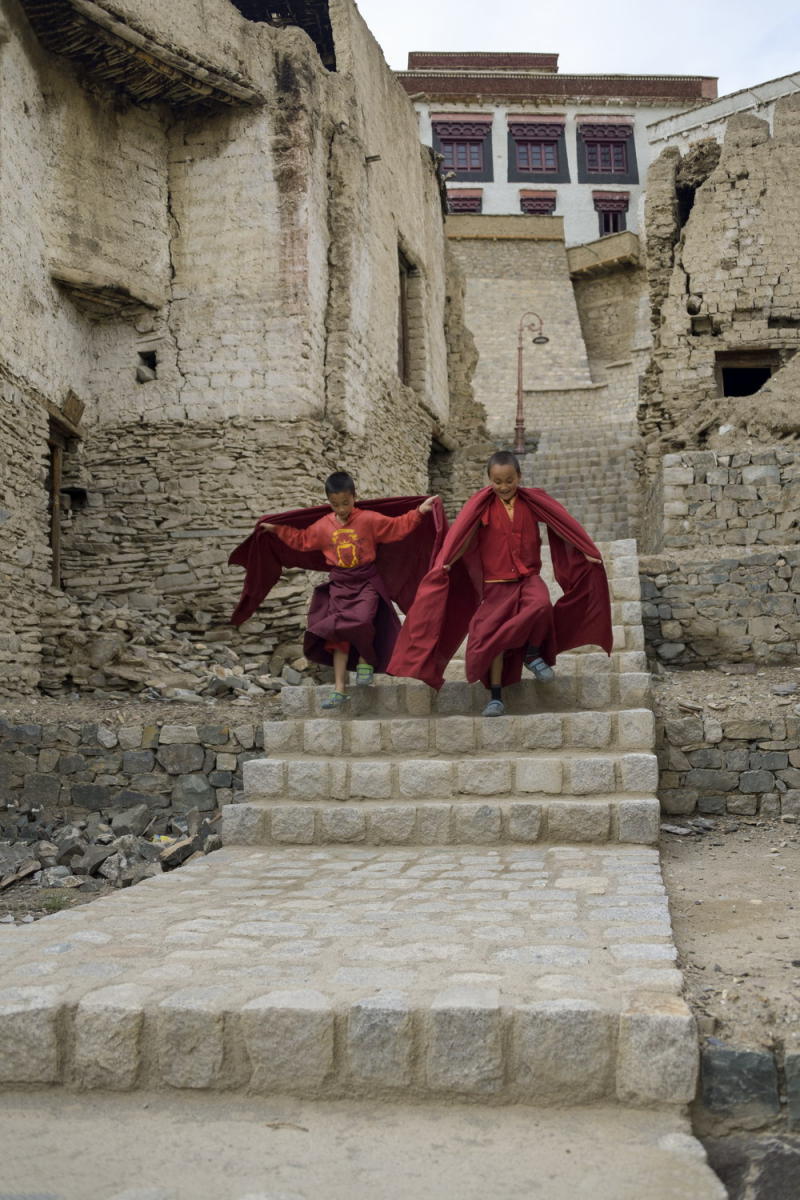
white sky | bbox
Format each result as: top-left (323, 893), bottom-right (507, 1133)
top-left (354, 0), bottom-right (800, 99)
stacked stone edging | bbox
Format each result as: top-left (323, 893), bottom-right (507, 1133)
top-left (0, 719), bottom-right (264, 830)
top-left (657, 711), bottom-right (800, 817)
top-left (642, 548), bottom-right (800, 668)
top-left (698, 1038), bottom-right (800, 1133)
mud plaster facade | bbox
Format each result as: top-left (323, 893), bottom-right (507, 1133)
top-left (639, 94), bottom-right (800, 474)
top-left (0, 0), bottom-right (487, 697)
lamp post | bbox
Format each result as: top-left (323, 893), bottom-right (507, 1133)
top-left (514, 311), bottom-right (549, 455)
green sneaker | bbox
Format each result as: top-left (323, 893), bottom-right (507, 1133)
top-left (356, 664), bottom-right (375, 687)
top-left (321, 691), bottom-right (350, 710)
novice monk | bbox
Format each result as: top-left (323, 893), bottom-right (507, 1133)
top-left (388, 451), bottom-right (611, 716)
top-left (229, 473), bottom-right (442, 709)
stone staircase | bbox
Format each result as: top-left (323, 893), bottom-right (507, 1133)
top-left (0, 539), bottom-right (724, 1196)
top-left (527, 420), bottom-right (641, 543)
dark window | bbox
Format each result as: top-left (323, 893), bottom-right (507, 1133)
top-left (230, 2), bottom-right (336, 70)
top-left (440, 138), bottom-right (484, 173)
top-left (599, 208), bottom-right (626, 235)
top-left (520, 194), bottom-right (556, 215)
top-left (593, 192), bottom-right (629, 237)
top-left (585, 140), bottom-right (627, 174)
top-left (515, 140), bottom-right (559, 173)
top-left (715, 350), bottom-right (779, 397)
top-left (432, 120), bottom-right (493, 182)
top-left (448, 193), bottom-right (482, 213)
top-left (577, 123), bottom-right (638, 185)
top-left (507, 121), bottom-right (569, 183)
top-left (398, 252), bottom-right (411, 385)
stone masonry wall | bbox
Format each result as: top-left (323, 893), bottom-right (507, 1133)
top-left (447, 222), bottom-right (593, 441)
top-left (1, 0), bottom-right (474, 696)
top-left (658, 710), bottom-right (800, 820)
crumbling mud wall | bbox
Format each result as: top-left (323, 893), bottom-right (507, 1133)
top-left (639, 96), bottom-right (800, 477)
top-left (0, 0), bottom-right (481, 697)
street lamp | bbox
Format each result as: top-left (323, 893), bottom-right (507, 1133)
top-left (514, 311), bottom-right (549, 455)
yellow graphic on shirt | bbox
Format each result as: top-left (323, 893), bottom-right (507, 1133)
top-left (331, 526), bottom-right (360, 567)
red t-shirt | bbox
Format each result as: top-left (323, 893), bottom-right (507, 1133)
top-left (477, 494), bottom-right (541, 581)
top-left (271, 506), bottom-right (422, 568)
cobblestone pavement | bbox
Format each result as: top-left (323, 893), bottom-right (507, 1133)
top-left (0, 843), bottom-right (695, 1104)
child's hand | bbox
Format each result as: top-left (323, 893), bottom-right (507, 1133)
top-left (260, 522), bottom-right (276, 532)
top-left (419, 495), bottom-right (438, 514)
top-left (583, 553), bottom-right (601, 564)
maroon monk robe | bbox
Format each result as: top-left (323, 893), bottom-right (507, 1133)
top-left (387, 485), bottom-right (612, 690)
top-left (228, 496), bottom-right (447, 671)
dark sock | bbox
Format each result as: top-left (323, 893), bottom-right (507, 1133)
top-left (490, 685), bottom-right (502, 701)
top-left (525, 644), bottom-right (540, 661)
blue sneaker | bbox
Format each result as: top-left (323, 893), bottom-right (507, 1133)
top-left (482, 699), bottom-right (505, 717)
top-left (524, 654), bottom-right (555, 683)
top-left (321, 691), bottom-right (350, 710)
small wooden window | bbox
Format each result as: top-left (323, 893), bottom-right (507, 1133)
top-left (516, 140), bottom-right (559, 173)
top-left (440, 138), bottom-right (484, 173)
top-left (585, 140), bottom-right (628, 174)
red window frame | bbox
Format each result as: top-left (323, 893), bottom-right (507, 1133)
top-left (585, 139), bottom-right (628, 174)
top-left (440, 138), bottom-right (485, 173)
top-left (515, 140), bottom-right (559, 173)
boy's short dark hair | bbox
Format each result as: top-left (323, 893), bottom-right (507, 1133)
top-left (325, 471), bottom-right (356, 496)
top-left (486, 451), bottom-right (521, 476)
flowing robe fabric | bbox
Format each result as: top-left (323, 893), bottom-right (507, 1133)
top-left (387, 486), bottom-right (612, 690)
top-left (229, 496), bottom-right (447, 671)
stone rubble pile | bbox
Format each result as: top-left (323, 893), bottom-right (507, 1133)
top-left (0, 804), bottom-right (222, 896)
top-left (36, 590), bottom-right (323, 698)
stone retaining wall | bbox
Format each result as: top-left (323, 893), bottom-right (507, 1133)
top-left (0, 718), bottom-right (265, 831)
top-left (657, 711), bottom-right (800, 817)
top-left (659, 449), bottom-right (800, 551)
top-left (641, 548), bottom-right (800, 667)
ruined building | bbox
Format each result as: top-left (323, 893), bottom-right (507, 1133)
top-left (0, 0), bottom-right (486, 698)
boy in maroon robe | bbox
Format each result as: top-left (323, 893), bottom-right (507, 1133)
top-left (388, 451), bottom-right (612, 716)
top-left (229, 472), bottom-right (441, 709)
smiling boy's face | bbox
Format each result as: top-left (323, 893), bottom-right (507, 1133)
top-left (327, 490), bottom-right (356, 523)
top-left (488, 464), bottom-right (520, 502)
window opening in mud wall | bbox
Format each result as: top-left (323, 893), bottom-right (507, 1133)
top-left (715, 350), bottom-right (778, 398)
top-left (398, 251), bottom-right (412, 386)
top-left (47, 423), bottom-right (66, 588)
top-left (428, 436), bottom-right (454, 500)
top-left (397, 247), bottom-right (426, 392)
top-left (229, 1), bottom-right (336, 70)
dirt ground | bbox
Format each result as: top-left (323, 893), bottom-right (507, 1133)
top-left (662, 817), bottom-right (800, 1052)
top-left (652, 663), bottom-right (800, 724)
top-left (1, 690), bottom-right (283, 729)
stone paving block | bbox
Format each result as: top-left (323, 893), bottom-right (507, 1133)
top-left (416, 805), bottom-right (453, 843)
top-left (302, 719), bottom-right (343, 756)
top-left (427, 986), bottom-right (504, 1095)
top-left (618, 673), bottom-right (652, 706)
top-left (569, 712), bottom-right (613, 748)
top-left (347, 995), bottom-right (414, 1087)
top-left (159, 725), bottom-right (199, 745)
top-left (617, 799), bottom-right (660, 845)
top-left (547, 801), bottom-right (611, 842)
top-left (349, 721), bottom-right (384, 755)
top-left (476, 717), bottom-right (520, 752)
top-left (434, 682), bottom-right (473, 716)
top-left (454, 804), bottom-right (502, 844)
top-left (619, 754), bottom-right (659, 794)
top-left (512, 999), bottom-right (615, 1102)
top-left (398, 759), bottom-right (454, 799)
top-left (616, 709), bottom-right (655, 750)
top-left (515, 758), bottom-right (563, 794)
top-left (367, 807), bottom-right (416, 844)
top-left (330, 760), bottom-right (349, 801)
top-left (349, 760), bottom-right (393, 800)
top-left (320, 808), bottom-right (366, 842)
top-left (269, 806), bottom-right (315, 845)
top-left (242, 990), bottom-right (334, 1092)
top-left (0, 986), bottom-right (62, 1083)
top-left (73, 984), bottom-right (146, 1090)
top-left (617, 996), bottom-right (698, 1105)
top-left (388, 719), bottom-right (431, 753)
top-left (242, 759), bottom-right (284, 797)
top-left (435, 717), bottom-right (476, 753)
top-left (281, 687), bottom-right (311, 716)
top-left (156, 988), bottom-right (228, 1089)
top-left (457, 759), bottom-right (512, 796)
top-left (287, 760), bottom-right (330, 799)
top-left (518, 713), bottom-right (563, 749)
top-left (404, 685), bottom-right (432, 716)
top-left (507, 803), bottom-right (543, 842)
top-left (221, 804), bottom-right (267, 846)
top-left (566, 757), bottom-right (616, 794)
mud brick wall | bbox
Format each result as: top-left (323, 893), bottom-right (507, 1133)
top-left (641, 549), bottom-right (800, 667)
top-left (0, 718), bottom-right (265, 828)
top-left (657, 711), bottom-right (800, 819)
